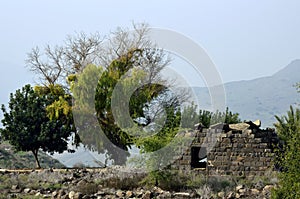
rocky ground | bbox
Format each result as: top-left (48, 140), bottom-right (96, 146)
top-left (0, 167), bottom-right (276, 199)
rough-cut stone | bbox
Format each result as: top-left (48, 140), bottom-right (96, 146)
top-left (125, 190), bottom-right (133, 198)
top-left (68, 191), bottom-right (76, 199)
top-left (236, 185), bottom-right (244, 191)
top-left (218, 191), bottom-right (225, 197)
top-left (173, 192), bottom-right (190, 197)
top-left (96, 190), bottom-right (105, 196)
top-left (11, 185), bottom-right (19, 190)
top-left (116, 190), bottom-right (124, 197)
top-left (142, 190), bottom-right (152, 199)
top-left (253, 119), bottom-right (261, 127)
top-left (251, 188), bottom-right (260, 194)
top-left (262, 185), bottom-right (274, 195)
top-left (227, 191), bottom-right (235, 199)
top-left (74, 192), bottom-right (83, 199)
top-left (153, 186), bottom-right (164, 194)
top-left (24, 188), bottom-right (31, 194)
top-left (229, 123), bottom-right (250, 131)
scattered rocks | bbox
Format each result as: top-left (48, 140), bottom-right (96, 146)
top-left (235, 184), bottom-right (244, 191)
top-left (35, 192), bottom-right (41, 197)
top-left (174, 192), bottom-right (190, 197)
top-left (24, 188), bottom-right (31, 194)
top-left (68, 190), bottom-right (76, 199)
top-left (125, 190), bottom-right (133, 198)
top-left (217, 191), bottom-right (225, 198)
top-left (10, 184), bottom-right (22, 193)
top-left (0, 167), bottom-right (276, 199)
top-left (115, 190), bottom-right (124, 197)
top-left (52, 190), bottom-right (58, 197)
top-left (11, 185), bottom-right (19, 190)
top-left (142, 190), bottom-right (152, 199)
top-left (227, 191), bottom-right (235, 199)
top-left (251, 188), bottom-right (260, 194)
top-left (74, 192), bottom-right (83, 199)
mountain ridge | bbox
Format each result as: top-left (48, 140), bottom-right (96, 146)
top-left (194, 60), bottom-right (300, 127)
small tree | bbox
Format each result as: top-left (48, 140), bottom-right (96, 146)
top-left (272, 106), bottom-right (300, 199)
top-left (0, 84), bottom-right (77, 168)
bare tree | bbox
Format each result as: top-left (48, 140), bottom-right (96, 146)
top-left (26, 45), bottom-right (66, 85)
top-left (26, 23), bottom-right (173, 86)
top-left (97, 23), bottom-right (152, 68)
top-left (64, 32), bottom-right (103, 74)
top-left (26, 32), bottom-right (103, 86)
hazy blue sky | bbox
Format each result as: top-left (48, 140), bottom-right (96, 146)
top-left (1, 0), bottom-right (300, 106)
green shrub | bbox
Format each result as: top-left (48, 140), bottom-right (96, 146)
top-left (272, 106), bottom-right (300, 199)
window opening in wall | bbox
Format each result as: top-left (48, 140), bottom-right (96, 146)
top-left (191, 147), bottom-right (207, 169)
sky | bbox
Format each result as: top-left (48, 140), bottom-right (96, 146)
top-left (1, 0), bottom-right (300, 110)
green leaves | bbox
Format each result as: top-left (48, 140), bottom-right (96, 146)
top-left (275, 106), bottom-right (300, 142)
top-left (46, 96), bottom-right (71, 120)
top-left (0, 84), bottom-right (77, 168)
top-left (181, 104), bottom-right (241, 129)
top-left (272, 106), bottom-right (300, 199)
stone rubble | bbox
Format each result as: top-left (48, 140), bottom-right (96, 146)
top-left (0, 167), bottom-right (275, 199)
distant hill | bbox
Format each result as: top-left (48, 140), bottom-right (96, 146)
top-left (0, 142), bottom-right (65, 169)
top-left (194, 59), bottom-right (300, 127)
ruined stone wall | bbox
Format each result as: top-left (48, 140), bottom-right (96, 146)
top-left (172, 123), bottom-right (279, 178)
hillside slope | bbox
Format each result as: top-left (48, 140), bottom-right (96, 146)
top-left (0, 142), bottom-right (65, 169)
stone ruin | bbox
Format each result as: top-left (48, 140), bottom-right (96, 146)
top-left (172, 120), bottom-right (279, 178)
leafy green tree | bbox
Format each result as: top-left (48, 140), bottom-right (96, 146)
top-left (70, 48), bottom-right (171, 164)
top-left (0, 84), bottom-right (78, 168)
top-left (272, 106), bottom-right (300, 199)
top-left (95, 49), bottom-right (169, 164)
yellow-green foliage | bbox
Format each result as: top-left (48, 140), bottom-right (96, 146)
top-left (34, 84), bottom-right (65, 96)
top-left (71, 64), bottom-right (103, 110)
top-left (46, 96), bottom-right (72, 120)
top-left (34, 84), bottom-right (72, 120)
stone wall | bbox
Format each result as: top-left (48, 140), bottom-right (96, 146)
top-left (172, 121), bottom-right (279, 178)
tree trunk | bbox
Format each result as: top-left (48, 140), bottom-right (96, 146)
top-left (32, 149), bottom-right (41, 169)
